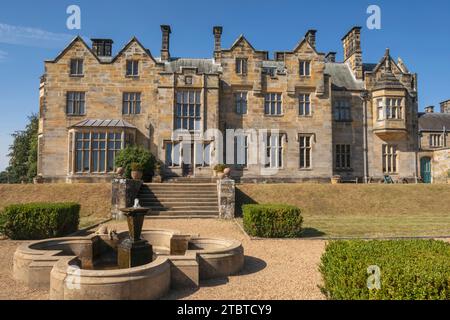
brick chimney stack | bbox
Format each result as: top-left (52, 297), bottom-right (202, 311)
top-left (325, 52), bottom-right (336, 63)
top-left (305, 30), bottom-right (317, 49)
top-left (160, 25), bottom-right (171, 62)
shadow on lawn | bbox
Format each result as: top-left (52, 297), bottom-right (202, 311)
top-left (300, 228), bottom-right (326, 238)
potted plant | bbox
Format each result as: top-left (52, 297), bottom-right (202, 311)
top-left (331, 175), bottom-right (341, 184)
top-left (130, 162), bottom-right (144, 180)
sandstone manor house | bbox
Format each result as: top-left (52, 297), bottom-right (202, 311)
top-left (38, 25), bottom-right (442, 183)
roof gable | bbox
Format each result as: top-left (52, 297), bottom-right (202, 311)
top-left (49, 36), bottom-right (100, 63)
top-left (112, 37), bottom-right (157, 64)
top-left (292, 37), bottom-right (319, 55)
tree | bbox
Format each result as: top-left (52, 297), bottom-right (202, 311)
top-left (115, 146), bottom-right (155, 181)
top-left (0, 114), bottom-right (38, 184)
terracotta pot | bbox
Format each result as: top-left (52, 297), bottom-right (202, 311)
top-left (131, 170), bottom-right (143, 180)
top-left (331, 176), bottom-right (341, 185)
top-left (223, 168), bottom-right (231, 177)
top-left (217, 172), bottom-right (225, 179)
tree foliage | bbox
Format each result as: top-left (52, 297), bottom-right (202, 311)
top-left (0, 114), bottom-right (38, 184)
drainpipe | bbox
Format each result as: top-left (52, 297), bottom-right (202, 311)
top-left (361, 91), bottom-right (369, 183)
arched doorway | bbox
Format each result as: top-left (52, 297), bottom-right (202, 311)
top-left (420, 157), bottom-right (432, 184)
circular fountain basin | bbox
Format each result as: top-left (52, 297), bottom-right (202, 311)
top-left (13, 229), bottom-right (244, 300)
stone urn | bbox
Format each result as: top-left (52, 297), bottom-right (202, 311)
top-left (223, 167), bottom-right (231, 177)
top-left (116, 167), bottom-right (125, 177)
top-left (217, 172), bottom-right (225, 179)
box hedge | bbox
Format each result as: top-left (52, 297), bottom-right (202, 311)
top-left (243, 204), bottom-right (303, 238)
top-left (319, 240), bottom-right (450, 300)
top-left (1, 202), bottom-right (80, 240)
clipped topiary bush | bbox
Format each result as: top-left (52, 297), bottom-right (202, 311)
top-left (115, 146), bottom-right (156, 181)
top-left (243, 204), bottom-right (303, 238)
top-left (319, 240), bottom-right (450, 300)
top-left (1, 202), bottom-right (80, 240)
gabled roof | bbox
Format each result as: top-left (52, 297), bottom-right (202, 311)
top-left (222, 34), bottom-right (268, 56)
top-left (47, 36), bottom-right (100, 63)
top-left (324, 62), bottom-right (364, 91)
top-left (70, 119), bottom-right (137, 129)
top-left (111, 37), bottom-right (157, 63)
top-left (292, 37), bottom-right (320, 55)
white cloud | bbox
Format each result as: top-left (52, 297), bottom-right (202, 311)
top-left (0, 50), bottom-right (7, 61)
top-left (0, 23), bottom-right (74, 49)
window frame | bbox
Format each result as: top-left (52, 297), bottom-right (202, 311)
top-left (299, 60), bottom-right (311, 77)
top-left (235, 91), bottom-right (248, 115)
top-left (334, 100), bottom-right (352, 122)
top-left (429, 134), bottom-right (444, 148)
top-left (175, 90), bottom-right (202, 132)
top-left (70, 59), bottom-right (84, 76)
top-left (299, 93), bottom-right (312, 116)
top-left (335, 144), bottom-right (352, 170)
top-left (73, 130), bottom-right (131, 174)
top-left (126, 60), bottom-right (139, 77)
top-left (382, 144), bottom-right (398, 174)
top-left (66, 91), bottom-right (86, 116)
top-left (235, 58), bottom-right (248, 75)
top-left (265, 133), bottom-right (284, 169)
top-left (299, 134), bottom-right (312, 169)
top-left (122, 92), bottom-right (142, 115)
top-left (264, 93), bottom-right (283, 116)
top-left (234, 135), bottom-right (249, 168)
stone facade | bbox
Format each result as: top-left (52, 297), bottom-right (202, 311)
top-left (38, 25), bottom-right (421, 183)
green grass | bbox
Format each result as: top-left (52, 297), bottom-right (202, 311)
top-left (237, 184), bottom-right (450, 238)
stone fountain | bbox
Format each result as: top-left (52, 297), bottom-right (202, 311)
top-left (117, 199), bottom-right (153, 268)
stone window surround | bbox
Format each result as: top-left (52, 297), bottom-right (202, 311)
top-left (299, 93), bottom-right (312, 117)
top-left (126, 60), bottom-right (139, 77)
top-left (122, 92), bottom-right (141, 115)
top-left (264, 133), bottom-right (286, 169)
top-left (334, 99), bottom-right (352, 122)
top-left (233, 134), bottom-right (249, 168)
top-left (66, 91), bottom-right (86, 116)
top-left (234, 91), bottom-right (248, 115)
top-left (429, 133), bottom-right (445, 148)
top-left (335, 144), bottom-right (352, 170)
top-left (235, 57), bottom-right (248, 75)
top-left (376, 97), bottom-right (404, 121)
top-left (298, 134), bottom-right (313, 170)
top-left (299, 60), bottom-right (311, 77)
top-left (174, 90), bottom-right (202, 132)
top-left (382, 144), bottom-right (398, 174)
top-left (264, 93), bottom-right (283, 116)
top-left (67, 128), bottom-right (136, 176)
top-left (69, 58), bottom-right (84, 77)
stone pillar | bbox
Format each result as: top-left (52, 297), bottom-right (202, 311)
top-left (217, 178), bottom-right (235, 219)
top-left (111, 179), bottom-right (143, 220)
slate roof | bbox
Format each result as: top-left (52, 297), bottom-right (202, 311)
top-left (71, 119), bottom-right (137, 129)
top-left (418, 113), bottom-right (450, 132)
top-left (159, 58), bottom-right (222, 74)
top-left (324, 62), bottom-right (364, 91)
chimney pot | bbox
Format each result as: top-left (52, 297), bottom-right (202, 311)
top-left (425, 106), bottom-right (435, 113)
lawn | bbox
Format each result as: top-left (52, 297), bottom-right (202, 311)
top-left (237, 184), bottom-right (450, 238)
top-left (0, 184), bottom-right (111, 228)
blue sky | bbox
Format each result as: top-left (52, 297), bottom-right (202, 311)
top-left (0, 0), bottom-right (450, 171)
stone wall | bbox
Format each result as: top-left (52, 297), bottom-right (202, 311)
top-left (111, 178), bottom-right (143, 219)
top-left (432, 149), bottom-right (450, 183)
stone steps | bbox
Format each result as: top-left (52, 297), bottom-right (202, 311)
top-left (138, 183), bottom-right (219, 218)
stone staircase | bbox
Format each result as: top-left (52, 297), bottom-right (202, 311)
top-left (137, 183), bottom-right (219, 218)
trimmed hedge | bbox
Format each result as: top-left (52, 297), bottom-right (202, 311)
top-left (243, 204), bottom-right (303, 238)
top-left (319, 240), bottom-right (450, 300)
top-left (1, 202), bottom-right (80, 240)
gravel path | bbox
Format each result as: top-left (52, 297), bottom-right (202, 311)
top-left (0, 219), bottom-right (326, 300)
